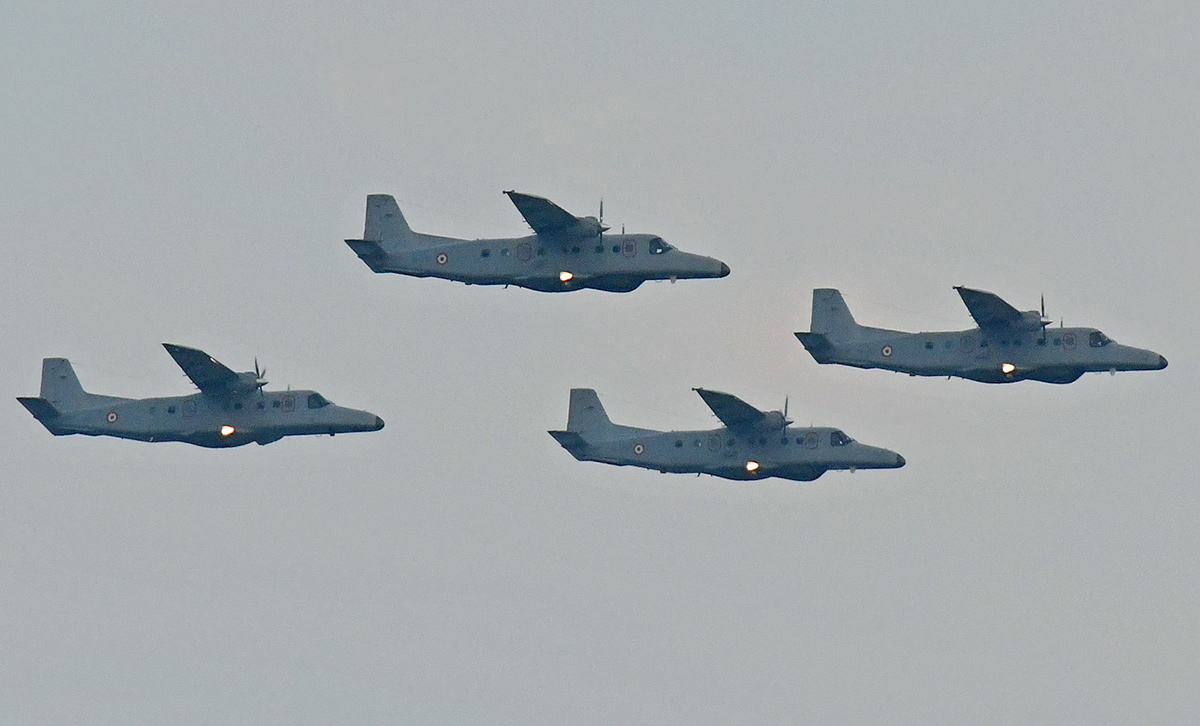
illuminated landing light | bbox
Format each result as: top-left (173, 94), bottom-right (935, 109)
top-left (220, 425), bottom-right (236, 436)
top-left (1001, 363), bottom-right (1016, 374)
top-left (745, 461), bottom-right (760, 472)
top-left (559, 271), bottom-right (574, 282)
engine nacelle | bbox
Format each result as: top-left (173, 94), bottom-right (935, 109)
top-left (1017, 310), bottom-right (1052, 332)
top-left (572, 216), bottom-right (608, 238)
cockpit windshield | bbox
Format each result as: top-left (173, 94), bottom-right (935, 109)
top-left (648, 237), bottom-right (672, 255)
top-left (307, 393), bottom-right (331, 409)
top-left (830, 430), bottom-right (852, 447)
top-left (1088, 331), bottom-right (1112, 348)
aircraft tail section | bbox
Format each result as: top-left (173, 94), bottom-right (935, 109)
top-left (17, 396), bottom-right (64, 433)
top-left (34, 358), bottom-right (124, 411)
top-left (811, 289), bottom-right (859, 336)
top-left (565, 388), bottom-right (614, 435)
top-left (809, 288), bottom-right (866, 342)
top-left (363, 194), bottom-right (416, 247)
top-left (39, 358), bottom-right (92, 410)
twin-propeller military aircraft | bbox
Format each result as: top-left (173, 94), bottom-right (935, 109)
top-left (18, 344), bottom-right (384, 447)
top-left (550, 388), bottom-right (904, 482)
top-left (796, 286), bottom-right (1167, 384)
top-left (346, 191), bottom-right (730, 292)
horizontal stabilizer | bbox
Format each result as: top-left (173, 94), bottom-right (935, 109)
top-left (549, 430), bottom-right (589, 453)
top-left (345, 239), bottom-right (388, 272)
top-left (17, 397), bottom-right (65, 434)
top-left (794, 331), bottom-right (833, 360)
top-left (18, 396), bottom-right (60, 422)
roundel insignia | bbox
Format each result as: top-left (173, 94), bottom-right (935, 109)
top-left (881, 344), bottom-right (894, 358)
top-left (106, 411), bottom-right (118, 424)
top-left (633, 443), bottom-right (645, 455)
top-left (435, 252), bottom-right (448, 265)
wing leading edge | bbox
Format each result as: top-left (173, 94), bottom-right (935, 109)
top-left (504, 190), bottom-right (580, 235)
top-left (162, 343), bottom-right (239, 394)
top-left (954, 286), bottom-right (1024, 330)
top-left (693, 388), bottom-right (766, 429)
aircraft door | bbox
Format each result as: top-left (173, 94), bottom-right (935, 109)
top-left (622, 239), bottom-right (637, 258)
top-left (708, 434), bottom-right (721, 451)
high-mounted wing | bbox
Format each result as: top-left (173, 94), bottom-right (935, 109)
top-left (162, 343), bottom-right (239, 394)
top-left (954, 286), bottom-right (1024, 330)
top-left (504, 191), bottom-right (579, 235)
top-left (694, 388), bottom-right (765, 429)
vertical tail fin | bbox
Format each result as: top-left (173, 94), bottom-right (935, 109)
top-left (566, 388), bottom-right (614, 434)
top-left (39, 358), bottom-right (92, 410)
top-left (810, 288), bottom-right (863, 341)
top-left (364, 194), bottom-right (416, 246)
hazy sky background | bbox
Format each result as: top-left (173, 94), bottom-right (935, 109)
top-left (3, 1), bottom-right (1198, 722)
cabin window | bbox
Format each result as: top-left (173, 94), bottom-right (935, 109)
top-left (612, 245), bottom-right (621, 254)
top-left (924, 341), bottom-right (934, 350)
top-left (1053, 338), bottom-right (1061, 346)
top-left (830, 430), bottom-right (852, 447)
top-left (595, 245), bottom-right (604, 254)
top-left (234, 402), bottom-right (243, 410)
top-left (149, 406), bottom-right (156, 414)
top-left (500, 248), bottom-right (509, 257)
top-left (675, 440), bottom-right (683, 448)
top-left (648, 237), bottom-right (671, 254)
top-left (272, 400), bottom-right (281, 408)
top-left (257, 402), bottom-right (265, 409)
top-left (537, 247), bottom-right (546, 256)
top-left (571, 245), bottom-right (581, 254)
top-left (1089, 331), bottom-right (1112, 347)
top-left (1037, 338), bottom-right (1047, 346)
top-left (781, 437), bottom-right (789, 445)
top-left (481, 249), bottom-right (490, 258)
top-left (307, 393), bottom-right (330, 409)
top-left (167, 406), bottom-right (176, 414)
top-left (694, 439), bottom-right (703, 447)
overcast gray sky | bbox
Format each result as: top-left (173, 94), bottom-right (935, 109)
top-left (3, 1), bottom-right (1198, 722)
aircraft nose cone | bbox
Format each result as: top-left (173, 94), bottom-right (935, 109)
top-left (894, 454), bottom-right (906, 468)
top-left (373, 415), bottom-right (385, 430)
top-left (1158, 354), bottom-right (1168, 370)
top-left (718, 262), bottom-right (730, 277)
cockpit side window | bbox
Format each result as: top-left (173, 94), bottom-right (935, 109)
top-left (648, 237), bottom-right (671, 255)
top-left (830, 430), bottom-right (852, 447)
top-left (307, 393), bottom-right (331, 409)
top-left (1089, 331), bottom-right (1111, 347)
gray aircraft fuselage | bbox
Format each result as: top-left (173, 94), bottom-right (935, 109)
top-left (797, 288), bottom-right (1167, 384)
top-left (550, 389), bottom-right (904, 482)
top-left (347, 193), bottom-right (730, 293)
top-left (19, 353), bottom-right (384, 448)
